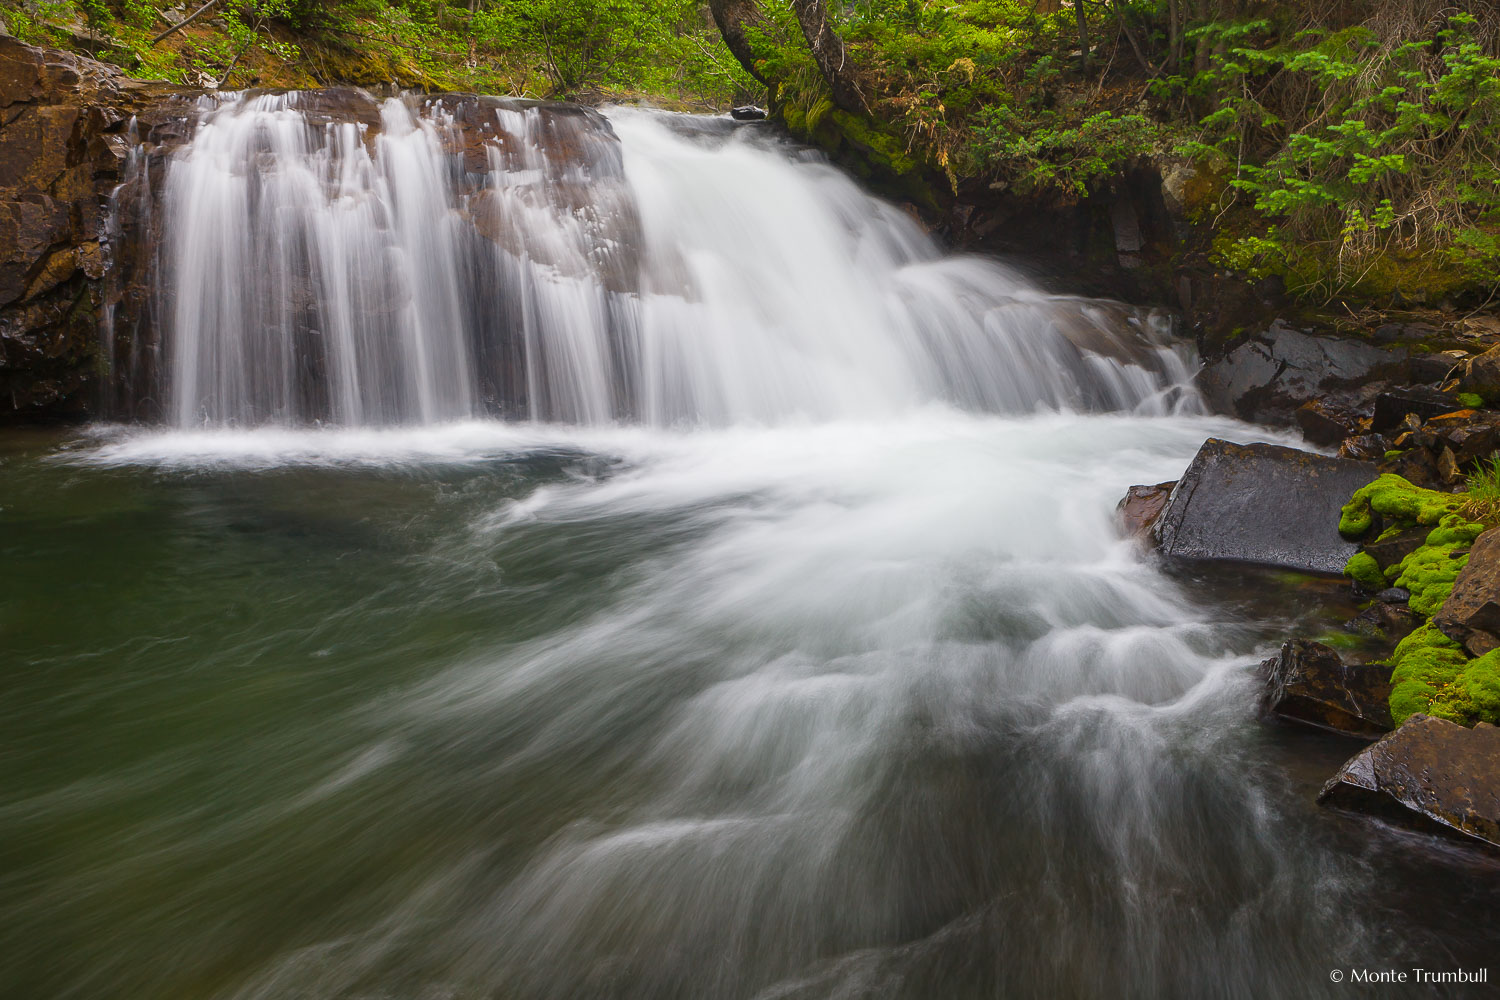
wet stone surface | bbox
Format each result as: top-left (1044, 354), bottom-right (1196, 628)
top-left (1319, 714), bottom-right (1500, 849)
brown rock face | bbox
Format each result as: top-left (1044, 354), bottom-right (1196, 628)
top-left (1262, 639), bottom-right (1393, 738)
top-left (0, 34), bottom-right (194, 422)
top-left (1455, 342), bottom-right (1500, 402)
top-left (1434, 528), bottom-right (1500, 656)
top-left (1318, 714), bottom-right (1500, 849)
top-left (1116, 481), bottom-right (1175, 537)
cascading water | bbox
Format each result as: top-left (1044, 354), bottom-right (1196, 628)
top-left (6, 93), bottom-right (1497, 1000)
top-left (140, 93), bottom-right (1197, 427)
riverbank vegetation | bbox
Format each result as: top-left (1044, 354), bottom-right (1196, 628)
top-left (0, 1), bottom-right (753, 106)
top-left (729, 0), bottom-right (1500, 306)
top-left (6, 1), bottom-right (1498, 307)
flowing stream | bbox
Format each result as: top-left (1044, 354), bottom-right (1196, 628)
top-left (3, 100), bottom-right (1498, 1000)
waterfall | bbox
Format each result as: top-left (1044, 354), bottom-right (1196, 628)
top-left (133, 92), bottom-right (1198, 428)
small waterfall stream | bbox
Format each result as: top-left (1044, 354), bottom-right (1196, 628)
top-left (134, 93), bottom-right (1198, 427)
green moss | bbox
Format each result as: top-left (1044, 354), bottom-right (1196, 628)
top-left (1393, 541), bottom-right (1470, 615)
top-left (1339, 475), bottom-right (1499, 725)
top-left (1457, 392), bottom-right (1485, 409)
top-left (826, 110), bottom-right (919, 175)
top-left (804, 97), bottom-right (834, 133)
top-left (1343, 551), bottom-right (1387, 592)
top-left (1386, 626), bottom-right (1500, 726)
top-left (1387, 623), bottom-right (1471, 724)
top-left (1374, 514), bottom-right (1482, 615)
top-left (1338, 473), bottom-right (1463, 538)
top-left (1453, 650), bottom-right (1500, 723)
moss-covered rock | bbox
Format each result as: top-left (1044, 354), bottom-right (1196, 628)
top-left (1343, 550), bottom-right (1386, 592)
top-left (1338, 473), bottom-right (1465, 538)
top-left (1343, 474), bottom-right (1500, 726)
top-left (1385, 624), bottom-right (1500, 726)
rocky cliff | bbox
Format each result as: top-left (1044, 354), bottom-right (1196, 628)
top-left (0, 33), bottom-right (193, 422)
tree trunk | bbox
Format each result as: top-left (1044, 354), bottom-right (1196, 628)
top-left (1167, 0), bottom-right (1182, 73)
top-left (706, 0), bottom-right (772, 88)
top-left (1074, 0), bottom-right (1091, 77)
top-left (790, 0), bottom-right (865, 112)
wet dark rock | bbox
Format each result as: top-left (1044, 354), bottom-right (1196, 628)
top-left (1296, 398), bottom-right (1364, 447)
top-left (1454, 342), bottom-right (1500, 401)
top-left (1338, 433), bottom-right (1388, 462)
top-left (1196, 319), bottom-right (1407, 427)
top-left (1117, 481), bottom-right (1175, 537)
top-left (1371, 386), bottom-right (1463, 433)
top-left (1152, 438), bottom-right (1378, 574)
top-left (1432, 412), bottom-right (1500, 465)
top-left (1433, 528), bottom-right (1500, 656)
top-left (1377, 587), bottom-right (1412, 604)
top-left (1344, 600), bottom-right (1421, 642)
top-left (1262, 639), bottom-right (1393, 738)
top-left (1410, 351), bottom-right (1467, 385)
top-left (1319, 714), bottom-right (1500, 849)
top-left (1386, 447), bottom-right (1441, 487)
top-left (730, 105), bottom-right (766, 121)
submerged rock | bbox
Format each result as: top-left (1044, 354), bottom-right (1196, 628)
top-left (1152, 438), bottom-right (1377, 574)
top-left (1262, 639), bottom-right (1393, 738)
top-left (1434, 528), bottom-right (1500, 656)
top-left (1116, 481), bottom-right (1175, 537)
top-left (1319, 714), bottom-right (1500, 849)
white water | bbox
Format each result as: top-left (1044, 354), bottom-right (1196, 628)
top-left (148, 97), bottom-right (1198, 428)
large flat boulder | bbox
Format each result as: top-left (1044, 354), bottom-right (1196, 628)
top-left (1318, 714), bottom-right (1500, 849)
top-left (1152, 439), bottom-right (1377, 574)
top-left (1262, 639), bottom-right (1393, 738)
top-left (1434, 528), bottom-right (1500, 656)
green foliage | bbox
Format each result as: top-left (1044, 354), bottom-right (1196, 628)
top-left (1187, 9), bottom-right (1500, 299)
top-left (971, 107), bottom-right (1158, 196)
top-left (1460, 453), bottom-right (1500, 523)
top-left (3, 1), bottom-right (754, 102)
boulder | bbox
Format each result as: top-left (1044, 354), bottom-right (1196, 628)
top-left (1410, 350), bottom-right (1467, 385)
top-left (1152, 438), bottom-right (1378, 574)
top-left (1295, 398), bottom-right (1364, 446)
top-left (1196, 319), bottom-right (1407, 426)
top-left (1318, 714), bottom-right (1500, 849)
top-left (1338, 433), bottom-right (1388, 462)
top-left (730, 105), bottom-right (767, 121)
top-left (1343, 600), bottom-right (1422, 642)
top-left (1454, 342), bottom-right (1500, 401)
top-left (1370, 386), bottom-right (1463, 432)
top-left (1262, 639), bottom-right (1393, 738)
top-left (1116, 481), bottom-right (1175, 537)
top-left (1433, 528), bottom-right (1500, 656)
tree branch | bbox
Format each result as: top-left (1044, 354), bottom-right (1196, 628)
top-left (153, 0), bottom-right (224, 46)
